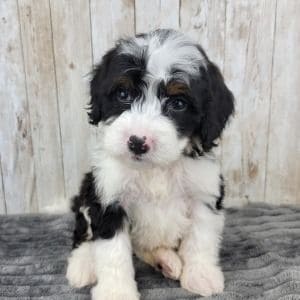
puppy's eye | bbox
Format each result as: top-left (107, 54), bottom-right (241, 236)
top-left (167, 97), bottom-right (188, 111)
top-left (115, 87), bottom-right (133, 103)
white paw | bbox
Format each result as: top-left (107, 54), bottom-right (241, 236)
top-left (91, 282), bottom-right (140, 300)
top-left (66, 243), bottom-right (97, 288)
top-left (154, 248), bottom-right (182, 280)
top-left (180, 263), bottom-right (224, 296)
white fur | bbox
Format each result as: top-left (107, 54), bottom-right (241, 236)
top-left (90, 142), bottom-right (224, 297)
top-left (153, 248), bottom-right (183, 280)
top-left (80, 206), bottom-right (93, 240)
top-left (101, 103), bottom-right (188, 166)
top-left (180, 259), bottom-right (224, 296)
top-left (183, 155), bottom-right (221, 197)
top-left (146, 32), bottom-right (204, 80)
top-left (67, 232), bottom-right (139, 300)
top-left (67, 29), bottom-right (225, 299)
top-left (70, 128), bottom-right (224, 298)
top-left (66, 242), bottom-right (96, 288)
top-left (179, 201), bottom-right (225, 296)
top-left (120, 30), bottom-right (205, 81)
top-left (91, 103), bottom-right (188, 206)
top-left (91, 231), bottom-right (139, 300)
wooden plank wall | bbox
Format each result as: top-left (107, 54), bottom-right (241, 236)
top-left (0, 0), bottom-right (299, 214)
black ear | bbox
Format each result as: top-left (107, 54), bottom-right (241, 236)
top-left (88, 49), bottom-right (115, 125)
top-left (199, 61), bottom-right (234, 151)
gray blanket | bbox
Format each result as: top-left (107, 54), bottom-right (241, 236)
top-left (0, 203), bottom-right (300, 300)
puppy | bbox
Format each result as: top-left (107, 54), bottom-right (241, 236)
top-left (66, 29), bottom-right (234, 299)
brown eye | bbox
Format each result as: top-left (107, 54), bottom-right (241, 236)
top-left (168, 97), bottom-right (188, 111)
top-left (115, 87), bottom-right (133, 103)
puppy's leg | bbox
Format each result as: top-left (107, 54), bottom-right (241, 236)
top-left (66, 203), bottom-right (99, 288)
top-left (66, 241), bottom-right (96, 288)
top-left (66, 182), bottom-right (139, 299)
top-left (91, 229), bottom-right (139, 300)
top-left (136, 248), bottom-right (182, 280)
top-left (154, 248), bottom-right (182, 280)
top-left (78, 201), bottom-right (138, 300)
top-left (179, 201), bottom-right (225, 296)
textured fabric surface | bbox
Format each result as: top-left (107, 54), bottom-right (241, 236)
top-left (0, 203), bottom-right (300, 300)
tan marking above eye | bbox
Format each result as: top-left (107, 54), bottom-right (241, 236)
top-left (166, 81), bottom-right (189, 96)
top-left (114, 76), bottom-right (134, 88)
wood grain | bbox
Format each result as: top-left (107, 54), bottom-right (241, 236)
top-left (180, 0), bottom-right (226, 162)
top-left (0, 156), bottom-right (5, 214)
top-left (135, 0), bottom-right (180, 33)
top-left (0, 0), bottom-right (36, 213)
top-left (221, 0), bottom-right (276, 206)
top-left (50, 0), bottom-right (93, 202)
top-left (18, 0), bottom-right (65, 211)
top-left (180, 0), bottom-right (226, 69)
top-left (90, 0), bottom-right (135, 64)
top-left (89, 0), bottom-right (135, 162)
top-left (265, 0), bottom-right (300, 204)
top-left (0, 1), bottom-right (299, 212)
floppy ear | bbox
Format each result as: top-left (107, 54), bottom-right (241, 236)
top-left (88, 49), bottom-right (115, 125)
top-left (199, 61), bottom-right (234, 152)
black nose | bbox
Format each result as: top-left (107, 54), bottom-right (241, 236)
top-left (128, 135), bottom-right (149, 155)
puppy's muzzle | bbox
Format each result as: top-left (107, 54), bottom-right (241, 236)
top-left (127, 135), bottom-right (149, 155)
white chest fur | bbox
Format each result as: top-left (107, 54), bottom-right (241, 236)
top-left (93, 153), bottom-right (221, 252)
top-left (125, 166), bottom-right (191, 251)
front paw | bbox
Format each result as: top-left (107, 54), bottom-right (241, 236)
top-left (91, 282), bottom-right (140, 300)
top-left (66, 243), bottom-right (96, 288)
top-left (180, 263), bottom-right (224, 296)
top-left (154, 248), bottom-right (182, 280)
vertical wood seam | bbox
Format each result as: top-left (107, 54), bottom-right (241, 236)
top-left (109, 1), bottom-right (113, 39)
top-left (221, 0), bottom-right (228, 168)
top-left (241, 15), bottom-right (254, 203)
top-left (0, 155), bottom-right (7, 214)
top-left (16, 0), bottom-right (37, 211)
top-left (264, 0), bottom-right (278, 202)
top-left (134, 0), bottom-right (137, 34)
top-left (88, 0), bottom-right (94, 66)
top-left (48, 0), bottom-right (66, 200)
top-left (178, 0), bottom-right (181, 28)
top-left (159, 0), bottom-right (162, 16)
top-left (222, 0), bottom-right (227, 74)
top-left (220, 0), bottom-right (228, 172)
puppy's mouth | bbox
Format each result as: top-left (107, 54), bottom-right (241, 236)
top-left (132, 155), bottom-right (143, 161)
top-left (130, 152), bottom-right (152, 164)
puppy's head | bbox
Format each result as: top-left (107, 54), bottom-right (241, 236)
top-left (89, 29), bottom-right (234, 166)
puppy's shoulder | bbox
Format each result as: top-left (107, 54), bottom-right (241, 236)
top-left (182, 153), bottom-right (221, 178)
top-left (181, 154), bottom-right (222, 197)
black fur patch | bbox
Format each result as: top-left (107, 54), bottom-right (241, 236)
top-left (92, 202), bottom-right (127, 240)
top-left (88, 48), bottom-right (146, 125)
top-left (197, 63), bottom-right (234, 152)
top-left (72, 172), bottom-right (127, 248)
top-left (88, 29), bottom-right (234, 153)
top-left (216, 175), bottom-right (225, 210)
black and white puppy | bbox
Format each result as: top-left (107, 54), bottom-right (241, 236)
top-left (66, 29), bottom-right (234, 299)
